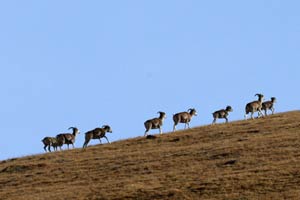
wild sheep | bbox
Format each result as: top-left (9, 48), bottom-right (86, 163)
top-left (212, 106), bottom-right (233, 124)
top-left (56, 127), bottom-right (80, 149)
top-left (262, 97), bottom-right (276, 116)
top-left (41, 136), bottom-right (64, 152)
top-left (173, 108), bottom-right (197, 131)
top-left (82, 125), bottom-right (112, 149)
top-left (144, 111), bottom-right (166, 136)
top-left (245, 94), bottom-right (264, 120)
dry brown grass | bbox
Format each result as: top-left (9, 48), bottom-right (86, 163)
top-left (1, 111), bottom-right (300, 199)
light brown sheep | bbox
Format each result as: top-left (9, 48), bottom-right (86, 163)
top-left (144, 111), bottom-right (166, 136)
top-left (173, 108), bottom-right (197, 131)
top-left (245, 94), bottom-right (264, 119)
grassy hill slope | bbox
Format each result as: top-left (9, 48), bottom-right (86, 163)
top-left (1, 111), bottom-right (300, 199)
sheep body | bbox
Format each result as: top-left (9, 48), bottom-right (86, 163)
top-left (144, 111), bottom-right (166, 136)
top-left (173, 108), bottom-right (197, 131)
top-left (212, 106), bottom-right (233, 124)
top-left (82, 125), bottom-right (112, 148)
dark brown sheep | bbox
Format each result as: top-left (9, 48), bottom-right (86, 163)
top-left (56, 127), bottom-right (80, 149)
top-left (82, 125), bottom-right (112, 148)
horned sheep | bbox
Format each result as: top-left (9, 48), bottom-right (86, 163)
top-left (245, 94), bottom-right (264, 120)
top-left (144, 111), bottom-right (166, 136)
top-left (212, 106), bottom-right (233, 124)
top-left (56, 127), bottom-right (80, 149)
top-left (82, 125), bottom-right (112, 148)
top-left (173, 108), bottom-right (197, 131)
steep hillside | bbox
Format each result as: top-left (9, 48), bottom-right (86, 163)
top-left (1, 111), bottom-right (300, 199)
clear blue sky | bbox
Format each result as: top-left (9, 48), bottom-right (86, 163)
top-left (0, 1), bottom-right (299, 160)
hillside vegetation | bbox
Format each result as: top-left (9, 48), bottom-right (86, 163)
top-left (1, 111), bottom-right (300, 199)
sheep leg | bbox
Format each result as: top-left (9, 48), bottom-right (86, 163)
top-left (258, 109), bottom-right (263, 117)
top-left (44, 145), bottom-right (47, 152)
top-left (104, 136), bottom-right (110, 144)
top-left (99, 138), bottom-right (102, 144)
top-left (144, 127), bottom-right (151, 136)
top-left (159, 127), bottom-right (162, 134)
top-left (271, 108), bottom-right (275, 114)
top-left (212, 118), bottom-right (216, 124)
top-left (82, 139), bottom-right (90, 149)
top-left (48, 145), bottom-right (51, 152)
top-left (173, 124), bottom-right (177, 132)
top-left (225, 117), bottom-right (228, 123)
top-left (186, 122), bottom-right (190, 129)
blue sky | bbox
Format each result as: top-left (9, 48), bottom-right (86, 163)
top-left (0, 1), bottom-right (299, 160)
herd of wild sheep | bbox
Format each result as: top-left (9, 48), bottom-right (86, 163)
top-left (42, 94), bottom-right (276, 152)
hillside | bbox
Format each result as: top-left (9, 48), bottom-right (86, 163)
top-left (1, 111), bottom-right (300, 200)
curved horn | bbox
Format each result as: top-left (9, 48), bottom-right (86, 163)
top-left (68, 127), bottom-right (76, 130)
